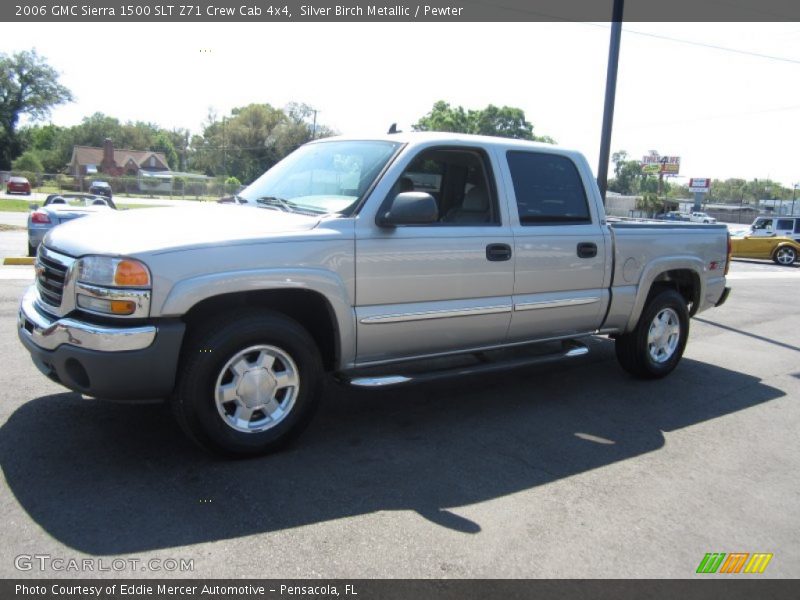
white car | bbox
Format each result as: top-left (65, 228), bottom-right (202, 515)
top-left (690, 211), bottom-right (716, 224)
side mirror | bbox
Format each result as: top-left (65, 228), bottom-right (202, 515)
top-left (29, 203), bottom-right (39, 210)
top-left (377, 192), bottom-right (438, 227)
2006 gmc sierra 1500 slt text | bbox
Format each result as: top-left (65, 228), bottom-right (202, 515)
top-left (18, 132), bottom-right (731, 455)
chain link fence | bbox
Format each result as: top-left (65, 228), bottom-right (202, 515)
top-left (3, 171), bottom-right (243, 202)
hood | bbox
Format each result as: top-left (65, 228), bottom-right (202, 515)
top-left (45, 204), bottom-right (321, 257)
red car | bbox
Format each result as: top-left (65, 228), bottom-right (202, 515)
top-left (6, 176), bottom-right (31, 195)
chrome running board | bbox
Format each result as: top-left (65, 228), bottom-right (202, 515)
top-left (339, 340), bottom-right (589, 388)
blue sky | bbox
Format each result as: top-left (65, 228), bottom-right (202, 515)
top-left (2, 22), bottom-right (799, 187)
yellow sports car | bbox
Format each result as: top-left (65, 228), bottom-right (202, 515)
top-left (730, 234), bottom-right (800, 266)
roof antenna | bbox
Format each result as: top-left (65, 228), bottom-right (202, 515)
top-left (387, 123), bottom-right (401, 134)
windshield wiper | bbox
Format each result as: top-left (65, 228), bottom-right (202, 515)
top-left (255, 196), bottom-right (329, 216)
top-left (255, 196), bottom-right (299, 212)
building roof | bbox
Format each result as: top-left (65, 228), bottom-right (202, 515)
top-left (70, 145), bottom-right (169, 169)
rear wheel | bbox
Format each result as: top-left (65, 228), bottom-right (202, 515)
top-left (615, 289), bottom-right (689, 379)
top-left (27, 242), bottom-right (36, 257)
top-left (172, 309), bottom-right (323, 456)
top-left (773, 246), bottom-right (797, 266)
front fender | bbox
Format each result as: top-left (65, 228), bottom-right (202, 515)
top-left (158, 268), bottom-right (356, 368)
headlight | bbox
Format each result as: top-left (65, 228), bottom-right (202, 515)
top-left (77, 256), bottom-right (151, 288)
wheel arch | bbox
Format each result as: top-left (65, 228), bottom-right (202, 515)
top-left (181, 288), bottom-right (341, 371)
top-left (160, 269), bottom-right (356, 371)
top-left (626, 259), bottom-right (703, 332)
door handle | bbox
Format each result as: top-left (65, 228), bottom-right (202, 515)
top-left (486, 243), bottom-right (512, 262)
top-left (577, 242), bottom-right (597, 258)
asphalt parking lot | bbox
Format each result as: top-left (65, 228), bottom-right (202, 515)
top-left (0, 259), bottom-right (798, 579)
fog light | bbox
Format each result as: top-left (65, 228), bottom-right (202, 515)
top-left (77, 295), bottom-right (136, 315)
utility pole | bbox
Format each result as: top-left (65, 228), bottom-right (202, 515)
top-left (597, 0), bottom-right (625, 204)
top-left (311, 108), bottom-right (319, 140)
top-left (222, 116), bottom-right (227, 177)
top-left (792, 183), bottom-right (797, 216)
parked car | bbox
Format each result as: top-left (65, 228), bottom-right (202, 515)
top-left (6, 176), bottom-right (31, 195)
top-left (690, 211), bottom-right (716, 224)
top-left (749, 216), bottom-right (800, 242)
top-left (88, 181), bottom-right (115, 206)
top-left (656, 211), bottom-right (690, 222)
top-left (27, 195), bottom-right (114, 256)
top-left (730, 233), bottom-right (800, 266)
top-left (17, 132), bottom-right (730, 456)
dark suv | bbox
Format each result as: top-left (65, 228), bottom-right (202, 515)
top-left (88, 181), bottom-right (114, 205)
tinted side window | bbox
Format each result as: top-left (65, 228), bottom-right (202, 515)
top-left (506, 151), bottom-right (591, 225)
top-left (776, 219), bottom-right (794, 230)
top-left (795, 219), bottom-right (800, 234)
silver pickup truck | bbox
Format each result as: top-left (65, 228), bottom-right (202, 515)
top-left (18, 132), bottom-right (731, 455)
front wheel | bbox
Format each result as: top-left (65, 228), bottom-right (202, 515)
top-left (172, 309), bottom-right (323, 456)
top-left (615, 289), bottom-right (689, 379)
top-left (773, 246), bottom-right (797, 266)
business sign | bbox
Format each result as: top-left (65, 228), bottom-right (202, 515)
top-left (689, 178), bottom-right (711, 193)
top-left (641, 153), bottom-right (681, 175)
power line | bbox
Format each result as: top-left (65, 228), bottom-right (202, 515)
top-left (617, 26), bottom-right (800, 65)
top-left (618, 103), bottom-right (800, 130)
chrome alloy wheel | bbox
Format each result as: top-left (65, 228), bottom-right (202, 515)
top-left (647, 308), bottom-right (680, 364)
top-left (214, 345), bottom-right (300, 433)
top-left (775, 247), bottom-right (796, 266)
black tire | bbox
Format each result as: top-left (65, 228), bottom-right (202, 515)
top-left (27, 242), bottom-right (36, 257)
top-left (615, 289), bottom-right (689, 379)
top-left (172, 309), bottom-right (323, 457)
top-left (772, 246), bottom-right (796, 266)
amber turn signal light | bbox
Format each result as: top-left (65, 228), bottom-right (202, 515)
top-left (115, 260), bottom-right (150, 286)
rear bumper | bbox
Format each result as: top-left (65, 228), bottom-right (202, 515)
top-left (27, 225), bottom-right (49, 248)
top-left (715, 286), bottom-right (731, 307)
top-left (18, 286), bottom-right (185, 400)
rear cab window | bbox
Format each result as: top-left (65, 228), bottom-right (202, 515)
top-left (505, 151), bottom-right (591, 225)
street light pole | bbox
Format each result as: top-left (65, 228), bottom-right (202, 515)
top-left (597, 0), bottom-right (625, 205)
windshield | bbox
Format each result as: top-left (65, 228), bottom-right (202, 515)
top-left (239, 140), bottom-right (400, 215)
top-left (55, 198), bottom-right (109, 208)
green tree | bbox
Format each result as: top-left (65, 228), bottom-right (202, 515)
top-left (152, 131), bottom-right (179, 170)
top-left (11, 150), bottom-right (43, 173)
top-left (16, 123), bottom-right (66, 172)
top-left (413, 101), bottom-right (471, 133)
top-left (189, 103), bottom-right (335, 183)
top-left (636, 192), bottom-right (663, 216)
top-left (611, 150), bottom-right (628, 178)
top-left (0, 49), bottom-right (73, 169)
top-left (607, 149), bottom-right (664, 196)
top-left (413, 100), bottom-right (554, 142)
top-left (704, 178), bottom-right (790, 203)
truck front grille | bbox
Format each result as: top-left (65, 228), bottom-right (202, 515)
top-left (36, 251), bottom-right (69, 308)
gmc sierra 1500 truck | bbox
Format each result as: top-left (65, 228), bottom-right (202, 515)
top-left (18, 132), bottom-right (731, 455)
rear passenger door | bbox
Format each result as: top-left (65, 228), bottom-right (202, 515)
top-left (503, 150), bottom-right (610, 342)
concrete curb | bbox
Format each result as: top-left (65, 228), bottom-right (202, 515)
top-left (3, 257), bottom-right (34, 265)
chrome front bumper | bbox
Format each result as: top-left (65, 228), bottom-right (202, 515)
top-left (18, 285), bottom-right (156, 352)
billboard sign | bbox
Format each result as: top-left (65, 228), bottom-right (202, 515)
top-left (689, 178), bottom-right (711, 193)
top-left (641, 153), bottom-right (681, 175)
